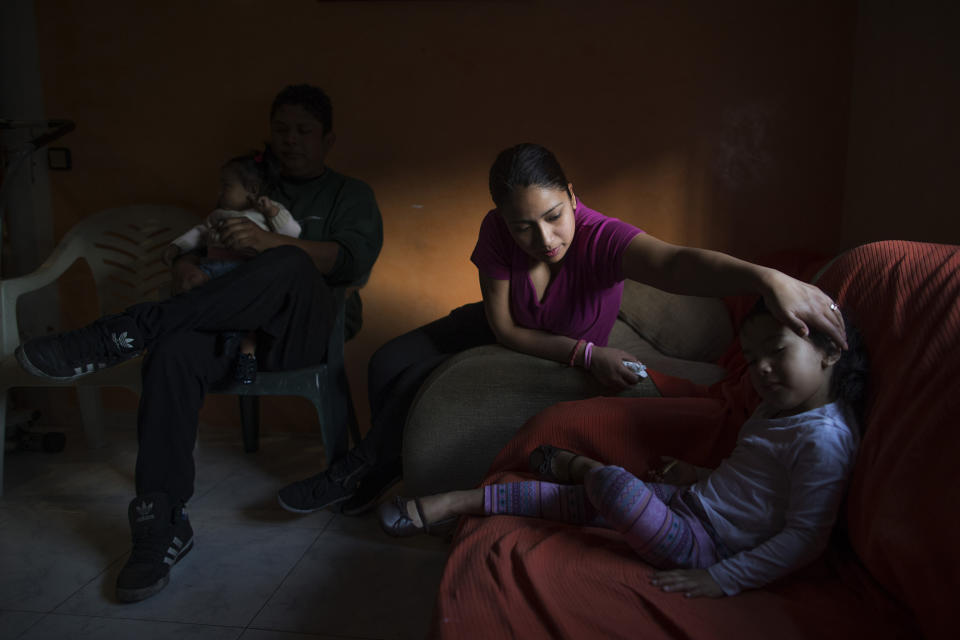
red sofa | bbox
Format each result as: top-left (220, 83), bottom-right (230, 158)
top-left (430, 241), bottom-right (957, 639)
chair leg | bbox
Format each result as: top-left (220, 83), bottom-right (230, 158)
top-left (239, 395), bottom-right (260, 453)
top-left (0, 391), bottom-right (7, 496)
top-left (313, 369), bottom-right (355, 464)
top-left (314, 396), bottom-right (345, 466)
top-left (345, 383), bottom-right (361, 449)
top-left (77, 387), bottom-right (107, 449)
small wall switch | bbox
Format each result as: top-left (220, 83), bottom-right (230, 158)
top-left (48, 147), bottom-right (71, 170)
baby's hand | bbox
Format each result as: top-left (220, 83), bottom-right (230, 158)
top-left (253, 196), bottom-right (281, 218)
top-left (650, 569), bottom-right (724, 598)
top-left (161, 244), bottom-right (181, 267)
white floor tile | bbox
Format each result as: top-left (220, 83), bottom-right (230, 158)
top-left (1, 411), bottom-right (446, 639)
top-left (189, 468), bottom-right (335, 530)
top-left (0, 505), bottom-right (128, 611)
top-left (2, 423), bottom-right (137, 502)
top-left (17, 614), bottom-right (242, 640)
top-left (55, 519), bottom-right (320, 627)
top-left (0, 610), bottom-right (44, 639)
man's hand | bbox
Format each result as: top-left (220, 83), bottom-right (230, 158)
top-left (218, 217), bottom-right (282, 253)
top-left (650, 569), bottom-right (725, 598)
top-left (170, 253), bottom-right (210, 295)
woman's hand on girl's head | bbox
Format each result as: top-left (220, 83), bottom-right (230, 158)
top-left (650, 569), bottom-right (724, 598)
top-left (218, 217), bottom-right (281, 254)
top-left (763, 271), bottom-right (848, 350)
top-left (589, 346), bottom-right (642, 390)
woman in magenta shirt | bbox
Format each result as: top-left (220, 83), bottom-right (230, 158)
top-left (278, 143), bottom-right (847, 516)
top-left (471, 189), bottom-right (643, 386)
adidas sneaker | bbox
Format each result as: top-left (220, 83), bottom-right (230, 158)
top-left (116, 492), bottom-right (194, 603)
top-left (15, 313), bottom-right (143, 381)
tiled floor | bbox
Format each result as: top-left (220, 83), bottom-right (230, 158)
top-left (0, 413), bottom-right (450, 640)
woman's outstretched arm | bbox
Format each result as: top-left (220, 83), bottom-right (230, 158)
top-left (621, 234), bottom-right (847, 349)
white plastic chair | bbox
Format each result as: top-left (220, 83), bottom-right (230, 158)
top-left (0, 205), bottom-right (359, 494)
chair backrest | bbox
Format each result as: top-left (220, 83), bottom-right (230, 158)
top-left (67, 205), bottom-right (200, 315)
top-left (0, 205), bottom-right (199, 355)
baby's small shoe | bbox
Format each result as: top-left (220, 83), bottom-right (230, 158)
top-left (234, 353), bottom-right (257, 385)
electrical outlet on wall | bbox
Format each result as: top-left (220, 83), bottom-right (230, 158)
top-left (47, 147), bottom-right (71, 170)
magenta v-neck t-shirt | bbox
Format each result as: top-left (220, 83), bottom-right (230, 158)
top-left (470, 201), bottom-right (643, 346)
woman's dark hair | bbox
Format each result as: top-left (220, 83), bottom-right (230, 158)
top-left (270, 84), bottom-right (333, 134)
top-left (744, 299), bottom-right (871, 429)
top-left (488, 143), bottom-right (570, 208)
top-left (222, 151), bottom-right (282, 198)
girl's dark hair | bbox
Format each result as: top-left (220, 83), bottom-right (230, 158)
top-left (745, 299), bottom-right (871, 429)
top-left (222, 151), bottom-right (282, 197)
top-left (488, 143), bottom-right (570, 208)
top-left (270, 84), bottom-right (333, 134)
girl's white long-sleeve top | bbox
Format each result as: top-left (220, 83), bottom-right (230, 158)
top-left (689, 401), bottom-right (859, 595)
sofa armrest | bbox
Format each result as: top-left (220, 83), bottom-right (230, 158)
top-left (617, 280), bottom-right (733, 363)
top-left (604, 321), bottom-right (732, 385)
top-left (402, 321), bottom-right (728, 496)
top-left (402, 344), bottom-right (656, 495)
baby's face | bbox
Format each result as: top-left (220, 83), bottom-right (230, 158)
top-left (740, 314), bottom-right (836, 416)
top-left (217, 169), bottom-right (251, 211)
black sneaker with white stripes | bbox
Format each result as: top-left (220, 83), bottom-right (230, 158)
top-left (15, 313), bottom-right (143, 381)
top-left (116, 492), bottom-right (194, 603)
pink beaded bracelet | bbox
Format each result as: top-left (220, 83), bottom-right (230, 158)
top-left (567, 339), bottom-right (585, 367)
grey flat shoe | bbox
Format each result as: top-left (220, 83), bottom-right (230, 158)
top-left (529, 444), bottom-right (582, 483)
top-left (377, 496), bottom-right (457, 538)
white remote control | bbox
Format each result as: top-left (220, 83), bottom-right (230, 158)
top-left (622, 360), bottom-right (648, 378)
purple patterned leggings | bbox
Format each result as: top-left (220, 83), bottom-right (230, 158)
top-left (483, 465), bottom-right (719, 569)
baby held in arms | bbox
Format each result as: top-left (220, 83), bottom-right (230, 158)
top-left (162, 152), bottom-right (301, 384)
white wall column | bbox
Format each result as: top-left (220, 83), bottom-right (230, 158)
top-left (1, 0), bottom-right (61, 336)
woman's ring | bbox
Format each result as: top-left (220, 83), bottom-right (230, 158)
top-left (829, 303), bottom-right (839, 311)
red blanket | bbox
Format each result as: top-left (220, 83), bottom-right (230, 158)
top-left (432, 241), bottom-right (954, 639)
top-left (816, 241), bottom-right (960, 640)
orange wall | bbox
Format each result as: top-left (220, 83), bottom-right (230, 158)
top-left (33, 1), bottom-right (857, 432)
top-left (842, 0), bottom-right (960, 246)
